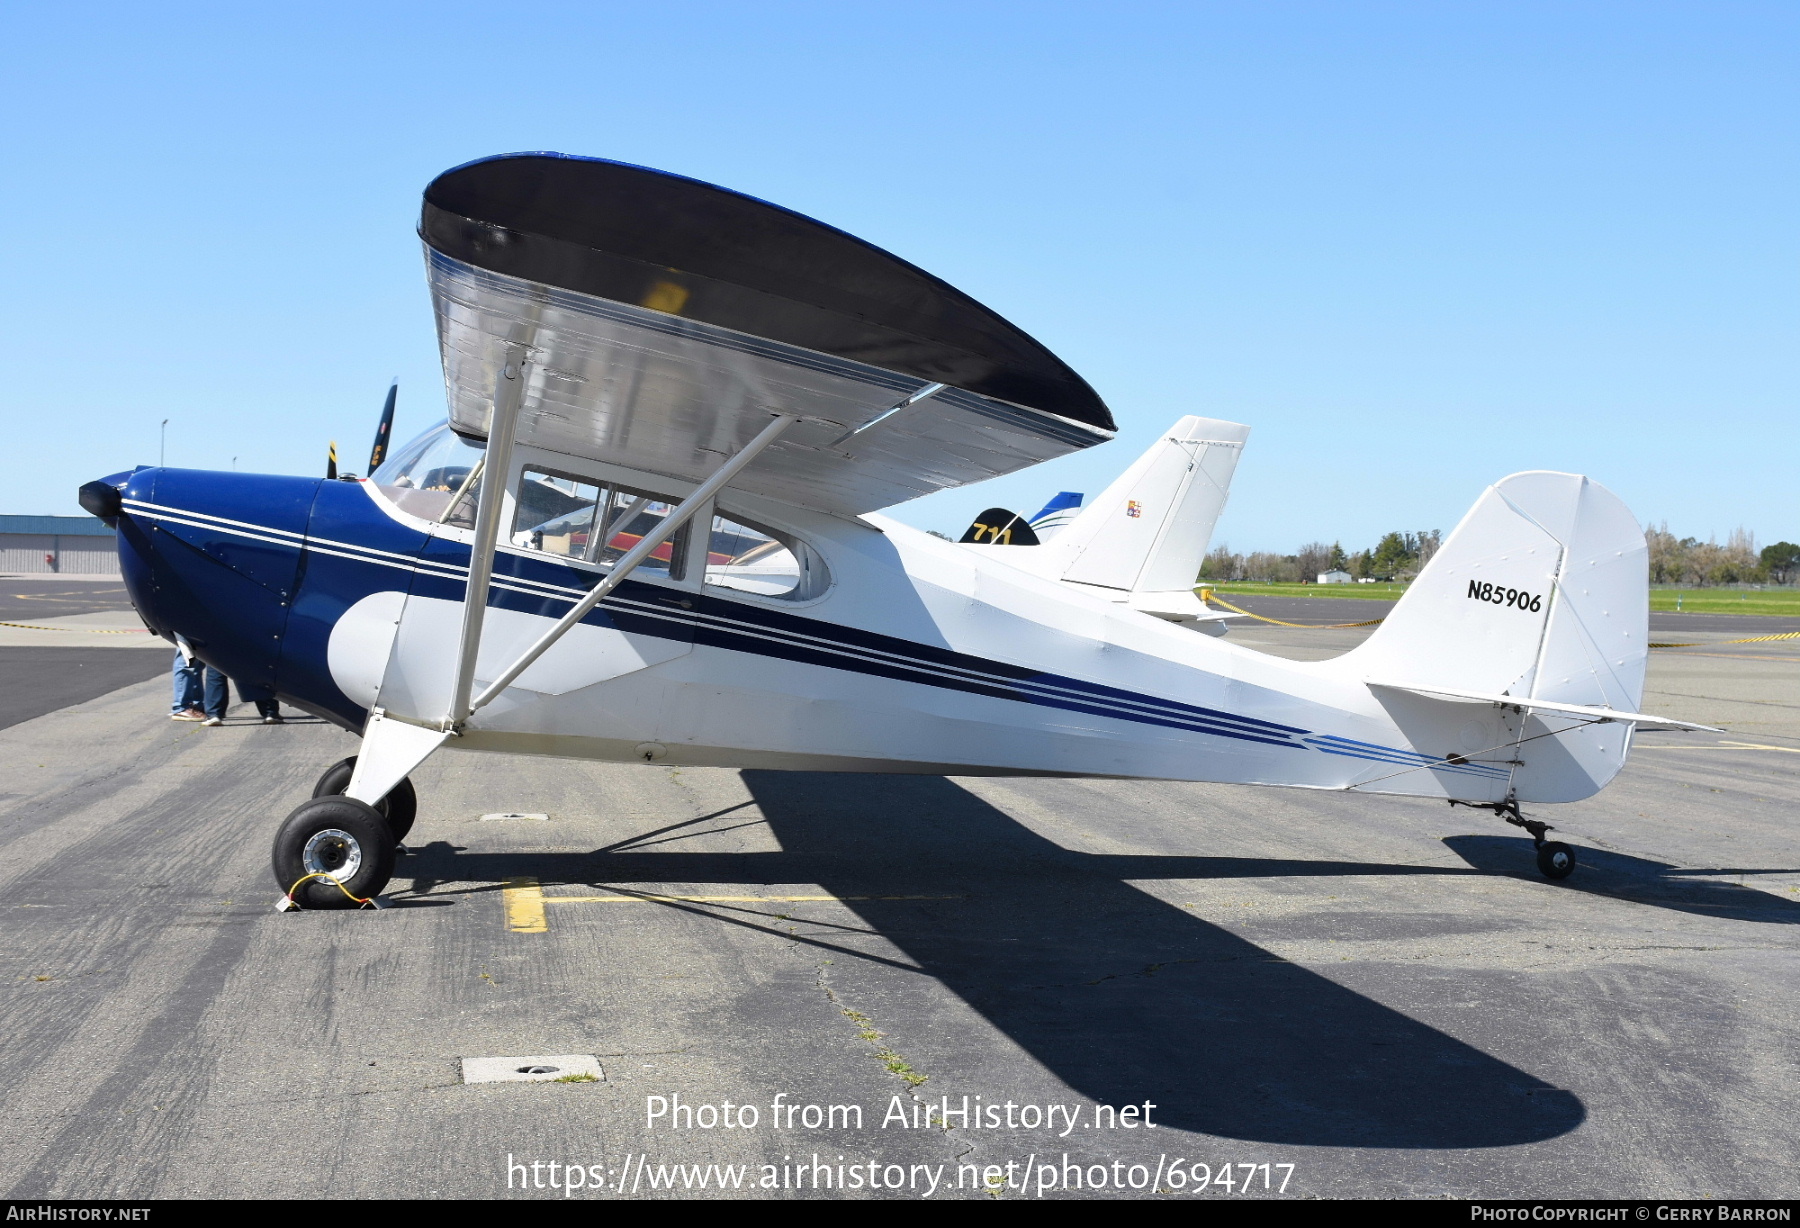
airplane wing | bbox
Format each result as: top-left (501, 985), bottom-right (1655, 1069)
top-left (1367, 682), bottom-right (1721, 732)
top-left (420, 153), bottom-right (1115, 516)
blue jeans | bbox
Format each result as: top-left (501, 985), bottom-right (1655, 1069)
top-left (237, 678), bottom-right (281, 719)
top-left (171, 651), bottom-right (229, 719)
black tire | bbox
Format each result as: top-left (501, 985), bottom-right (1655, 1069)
top-left (272, 796), bottom-right (396, 909)
top-left (1537, 841), bottom-right (1576, 880)
top-left (311, 756), bottom-right (417, 843)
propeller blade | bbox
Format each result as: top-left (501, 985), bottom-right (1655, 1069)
top-left (369, 380), bottom-right (397, 472)
top-left (327, 441), bottom-right (338, 481)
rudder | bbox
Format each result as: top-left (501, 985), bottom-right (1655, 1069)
top-left (1343, 471), bottom-right (1649, 802)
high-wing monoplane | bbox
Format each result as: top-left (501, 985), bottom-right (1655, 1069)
top-left (78, 152), bottom-right (1712, 909)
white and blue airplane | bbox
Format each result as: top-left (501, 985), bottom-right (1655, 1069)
top-left (78, 152), bottom-right (1710, 909)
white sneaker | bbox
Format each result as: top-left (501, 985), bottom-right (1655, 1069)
top-left (202, 716), bottom-right (223, 727)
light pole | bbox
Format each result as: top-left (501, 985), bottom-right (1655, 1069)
top-left (160, 419), bottom-right (169, 467)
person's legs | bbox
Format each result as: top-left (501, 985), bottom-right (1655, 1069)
top-left (171, 652), bottom-right (204, 719)
top-left (170, 651), bottom-right (188, 712)
top-left (201, 666), bottom-right (229, 724)
top-left (236, 677), bottom-right (282, 722)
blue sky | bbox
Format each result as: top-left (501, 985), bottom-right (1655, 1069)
top-left (2, 2), bottom-right (1793, 550)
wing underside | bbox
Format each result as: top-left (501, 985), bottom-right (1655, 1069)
top-left (423, 154), bottom-right (1114, 516)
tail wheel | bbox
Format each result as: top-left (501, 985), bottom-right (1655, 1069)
top-left (1537, 841), bottom-right (1576, 880)
top-left (272, 796), bottom-right (396, 908)
top-left (312, 755), bottom-right (417, 842)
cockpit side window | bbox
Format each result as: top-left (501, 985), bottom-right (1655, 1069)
top-left (511, 470), bottom-right (600, 558)
top-left (704, 512), bottom-right (827, 600)
top-left (511, 467), bottom-right (688, 581)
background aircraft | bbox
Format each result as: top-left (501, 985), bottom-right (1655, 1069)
top-left (960, 416), bottom-right (1250, 631)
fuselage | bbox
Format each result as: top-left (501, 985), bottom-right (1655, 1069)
top-left (102, 455), bottom-right (1563, 805)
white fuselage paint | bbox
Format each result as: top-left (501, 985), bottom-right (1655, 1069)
top-left (330, 474), bottom-right (1624, 805)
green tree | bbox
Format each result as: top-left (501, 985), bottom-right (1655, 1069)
top-left (1328, 541), bottom-right (1348, 571)
top-left (1199, 544), bottom-right (1242, 581)
top-left (1296, 541), bottom-right (1331, 581)
top-left (1762, 541), bottom-right (1800, 585)
top-left (1369, 532), bottom-right (1415, 579)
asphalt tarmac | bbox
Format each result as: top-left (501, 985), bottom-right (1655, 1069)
top-left (0, 647), bottom-right (168, 730)
top-left (0, 578), bottom-right (167, 729)
top-left (0, 625), bottom-right (1795, 1200)
top-left (0, 577), bottom-right (135, 622)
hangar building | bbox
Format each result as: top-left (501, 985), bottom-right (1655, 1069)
top-left (0, 515), bottom-right (120, 575)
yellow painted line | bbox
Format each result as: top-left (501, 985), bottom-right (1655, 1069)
top-left (545, 893), bottom-right (964, 904)
top-left (1639, 742), bottom-right (1800, 755)
top-left (1200, 594), bottom-right (1384, 629)
top-left (503, 876), bottom-right (548, 932)
top-left (1650, 631), bottom-right (1800, 648)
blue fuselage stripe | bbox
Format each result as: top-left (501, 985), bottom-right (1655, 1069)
top-left (127, 497), bottom-right (1499, 777)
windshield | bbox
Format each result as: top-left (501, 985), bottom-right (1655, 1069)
top-left (369, 422), bottom-right (484, 522)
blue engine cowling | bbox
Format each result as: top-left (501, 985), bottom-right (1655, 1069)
top-left (114, 467), bottom-right (316, 699)
top-left (98, 467), bottom-right (439, 730)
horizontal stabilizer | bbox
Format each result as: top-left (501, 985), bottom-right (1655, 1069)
top-left (1368, 682), bottom-right (1720, 732)
top-left (1126, 590), bottom-right (1246, 622)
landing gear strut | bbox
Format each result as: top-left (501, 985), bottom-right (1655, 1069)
top-left (311, 755), bottom-right (417, 842)
top-left (1451, 795), bottom-right (1577, 881)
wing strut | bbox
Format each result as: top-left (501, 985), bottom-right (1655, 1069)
top-left (344, 347), bottom-right (534, 807)
top-left (448, 347), bottom-right (533, 728)
top-left (827, 382), bottom-right (946, 449)
top-left (346, 376), bottom-right (795, 809)
top-left (459, 410), bottom-right (800, 723)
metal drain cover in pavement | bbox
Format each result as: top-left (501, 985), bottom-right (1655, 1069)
top-left (462, 1054), bottom-right (603, 1083)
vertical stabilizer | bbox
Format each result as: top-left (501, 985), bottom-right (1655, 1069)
top-left (1348, 471), bottom-right (1648, 710)
top-left (1337, 470), bottom-right (1652, 802)
top-left (1027, 492), bottom-right (1084, 540)
top-left (1051, 416), bottom-right (1250, 596)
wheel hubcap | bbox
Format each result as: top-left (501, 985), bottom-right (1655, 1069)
top-left (302, 828), bottom-right (363, 882)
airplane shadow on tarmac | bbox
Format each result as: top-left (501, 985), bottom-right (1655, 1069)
top-left (1444, 835), bottom-right (1800, 924)
top-left (741, 773), bottom-right (1582, 1150)
top-left (402, 773), bottom-right (1587, 1149)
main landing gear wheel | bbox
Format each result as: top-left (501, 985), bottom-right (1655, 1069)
top-left (311, 755), bottom-right (417, 842)
top-left (1537, 841), bottom-right (1576, 880)
top-left (272, 796), bottom-right (396, 908)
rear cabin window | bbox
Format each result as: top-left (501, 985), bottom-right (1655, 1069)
top-left (704, 513), bottom-right (825, 600)
top-left (511, 469), bottom-right (687, 581)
